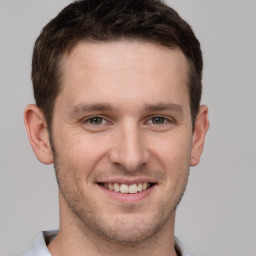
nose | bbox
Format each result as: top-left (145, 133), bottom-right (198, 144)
top-left (109, 122), bottom-right (149, 172)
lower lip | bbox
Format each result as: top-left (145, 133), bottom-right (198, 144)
top-left (97, 184), bottom-right (155, 203)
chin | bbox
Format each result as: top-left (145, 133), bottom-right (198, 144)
top-left (80, 209), bottom-right (174, 244)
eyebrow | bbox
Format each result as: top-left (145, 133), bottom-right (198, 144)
top-left (68, 102), bottom-right (183, 117)
top-left (68, 103), bottom-right (116, 116)
top-left (144, 103), bottom-right (183, 113)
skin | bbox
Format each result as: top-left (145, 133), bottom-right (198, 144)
top-left (24, 40), bottom-right (209, 256)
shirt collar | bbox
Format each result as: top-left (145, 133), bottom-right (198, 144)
top-left (21, 230), bottom-right (195, 256)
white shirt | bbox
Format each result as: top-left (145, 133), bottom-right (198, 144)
top-left (20, 230), bottom-right (195, 256)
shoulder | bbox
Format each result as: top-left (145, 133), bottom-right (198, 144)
top-left (20, 230), bottom-right (58, 256)
top-left (174, 236), bottom-right (196, 256)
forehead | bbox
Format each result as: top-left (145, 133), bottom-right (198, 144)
top-left (57, 40), bottom-right (190, 110)
top-left (62, 40), bottom-right (189, 77)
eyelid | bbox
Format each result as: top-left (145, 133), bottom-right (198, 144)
top-left (146, 115), bottom-right (175, 124)
top-left (81, 114), bottom-right (175, 125)
top-left (82, 115), bottom-right (110, 124)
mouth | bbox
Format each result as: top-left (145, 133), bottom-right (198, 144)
top-left (98, 182), bottom-right (155, 194)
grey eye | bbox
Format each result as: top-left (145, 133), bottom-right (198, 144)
top-left (89, 117), bottom-right (103, 125)
top-left (151, 116), bottom-right (166, 124)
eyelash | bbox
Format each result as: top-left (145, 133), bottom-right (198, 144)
top-left (83, 115), bottom-right (173, 126)
top-left (83, 116), bottom-right (108, 126)
top-left (147, 116), bottom-right (170, 125)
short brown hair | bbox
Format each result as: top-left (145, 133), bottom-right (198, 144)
top-left (32, 0), bottom-right (203, 130)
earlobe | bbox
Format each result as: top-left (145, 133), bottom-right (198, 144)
top-left (24, 104), bottom-right (53, 165)
top-left (190, 105), bottom-right (209, 166)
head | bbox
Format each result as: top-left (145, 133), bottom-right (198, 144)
top-left (32, 0), bottom-right (203, 133)
top-left (25, 0), bottom-right (209, 247)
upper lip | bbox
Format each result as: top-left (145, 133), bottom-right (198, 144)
top-left (97, 178), bottom-right (157, 185)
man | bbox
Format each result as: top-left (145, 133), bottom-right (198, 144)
top-left (22, 0), bottom-right (209, 255)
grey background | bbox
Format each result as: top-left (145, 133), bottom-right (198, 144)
top-left (0, 0), bottom-right (255, 255)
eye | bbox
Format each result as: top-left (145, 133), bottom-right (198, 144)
top-left (87, 116), bottom-right (106, 125)
top-left (149, 116), bottom-right (168, 125)
top-left (81, 115), bottom-right (112, 132)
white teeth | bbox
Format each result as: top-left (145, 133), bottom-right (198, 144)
top-left (128, 184), bottom-right (138, 194)
top-left (108, 183), bottom-right (114, 191)
top-left (114, 183), bottom-right (120, 192)
top-left (102, 182), bottom-right (152, 194)
top-left (142, 182), bottom-right (148, 190)
top-left (120, 184), bottom-right (129, 193)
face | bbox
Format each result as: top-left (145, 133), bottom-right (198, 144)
top-left (51, 41), bottom-right (194, 243)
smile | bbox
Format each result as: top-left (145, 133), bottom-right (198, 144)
top-left (98, 182), bottom-right (154, 194)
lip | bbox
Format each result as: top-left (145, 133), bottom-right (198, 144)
top-left (97, 182), bottom-right (156, 204)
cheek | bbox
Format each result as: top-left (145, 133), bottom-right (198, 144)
top-left (148, 131), bottom-right (192, 170)
top-left (56, 131), bottom-right (112, 173)
top-left (155, 133), bottom-right (191, 197)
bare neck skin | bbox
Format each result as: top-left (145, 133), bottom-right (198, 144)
top-left (48, 192), bottom-right (178, 256)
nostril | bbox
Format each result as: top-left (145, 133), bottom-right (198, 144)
top-left (108, 132), bottom-right (149, 170)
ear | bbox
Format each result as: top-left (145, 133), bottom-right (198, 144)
top-left (190, 105), bottom-right (209, 166)
top-left (24, 104), bottom-right (53, 164)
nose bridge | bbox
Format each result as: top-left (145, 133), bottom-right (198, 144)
top-left (110, 120), bottom-right (148, 171)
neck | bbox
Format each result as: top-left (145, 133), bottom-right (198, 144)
top-left (48, 193), bottom-right (178, 256)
